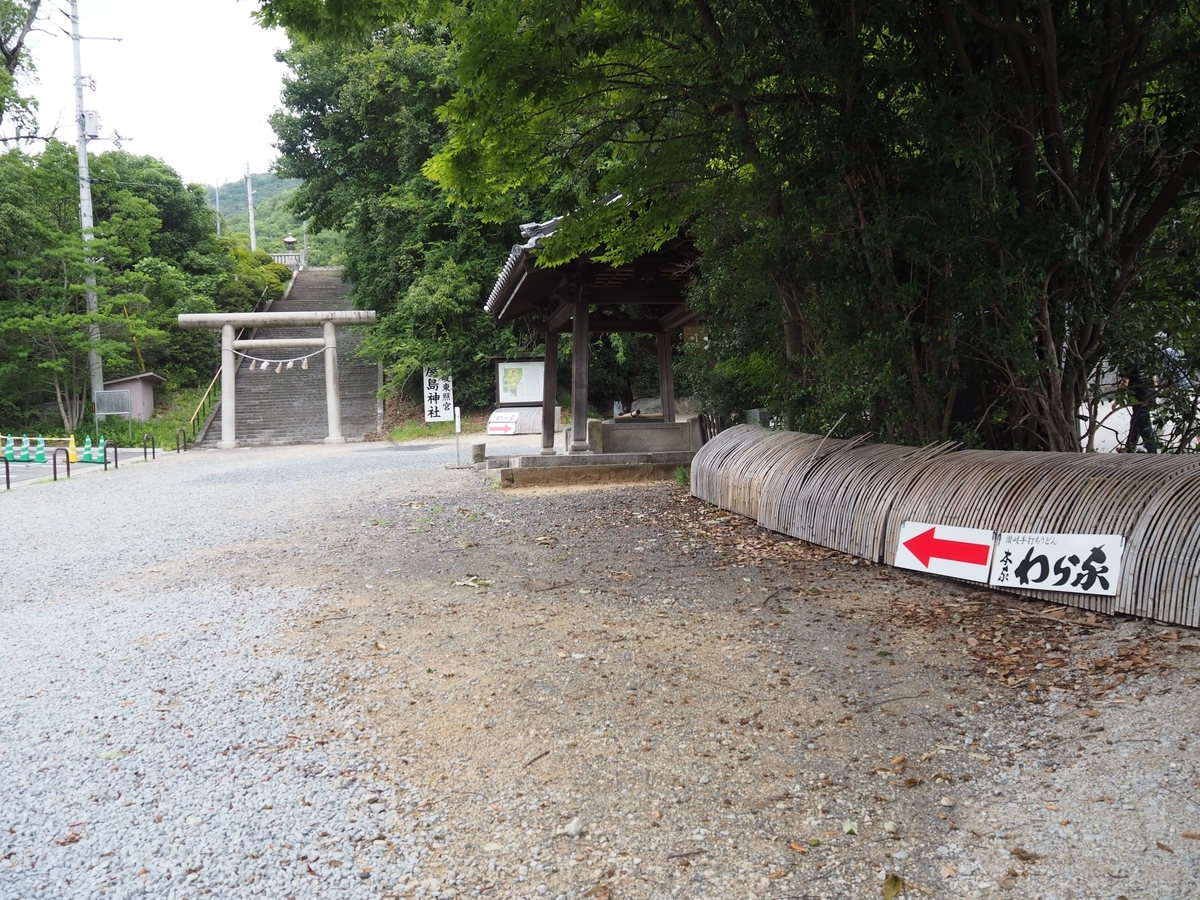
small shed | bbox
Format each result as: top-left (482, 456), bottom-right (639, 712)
top-left (102, 372), bottom-right (166, 421)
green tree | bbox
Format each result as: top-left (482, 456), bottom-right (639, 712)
top-left (0, 141), bottom-right (296, 432)
top-left (0, 0), bottom-right (39, 135)
top-left (259, 0), bottom-right (1200, 450)
top-left (271, 27), bottom-right (529, 408)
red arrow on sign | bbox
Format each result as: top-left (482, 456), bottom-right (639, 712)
top-left (903, 527), bottom-right (990, 568)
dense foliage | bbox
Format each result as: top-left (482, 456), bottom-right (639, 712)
top-left (0, 142), bottom-right (292, 432)
top-left (257, 1), bottom-right (1199, 449)
top-left (270, 28), bottom-right (538, 408)
top-left (0, 0), bottom-right (39, 138)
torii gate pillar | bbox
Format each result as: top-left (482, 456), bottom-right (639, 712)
top-left (323, 320), bottom-right (344, 444)
top-left (219, 323), bottom-right (237, 449)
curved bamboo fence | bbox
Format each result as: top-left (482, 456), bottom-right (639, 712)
top-left (690, 426), bottom-right (1200, 626)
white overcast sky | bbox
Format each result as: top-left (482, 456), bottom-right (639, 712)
top-left (23, 0), bottom-right (288, 186)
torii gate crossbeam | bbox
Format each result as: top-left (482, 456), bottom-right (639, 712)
top-left (178, 311), bottom-right (376, 448)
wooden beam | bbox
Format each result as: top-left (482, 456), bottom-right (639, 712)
top-left (542, 332), bottom-right (559, 455)
top-left (657, 332), bottom-right (676, 424)
top-left (589, 315), bottom-right (662, 334)
top-left (570, 299), bottom-right (590, 452)
top-left (659, 304), bottom-right (699, 332)
top-left (548, 299), bottom-right (574, 331)
top-left (580, 286), bottom-right (685, 306)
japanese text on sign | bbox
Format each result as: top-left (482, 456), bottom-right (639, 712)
top-left (422, 369), bottom-right (454, 423)
top-left (989, 533), bottom-right (1124, 597)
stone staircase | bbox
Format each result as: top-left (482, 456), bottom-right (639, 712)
top-left (199, 268), bottom-right (379, 446)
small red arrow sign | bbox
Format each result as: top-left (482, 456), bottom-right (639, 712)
top-left (903, 527), bottom-right (990, 568)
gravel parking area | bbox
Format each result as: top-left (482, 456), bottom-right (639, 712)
top-left (2, 437), bottom-right (1198, 900)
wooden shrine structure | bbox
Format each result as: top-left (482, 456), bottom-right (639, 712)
top-left (485, 217), bottom-right (698, 454)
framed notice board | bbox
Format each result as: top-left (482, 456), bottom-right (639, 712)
top-left (495, 359), bottom-right (545, 407)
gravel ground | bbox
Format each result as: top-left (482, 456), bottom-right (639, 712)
top-left (2, 436), bottom-right (1198, 900)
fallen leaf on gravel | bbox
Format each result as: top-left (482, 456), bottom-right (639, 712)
top-left (1181, 833), bottom-right (1200, 840)
top-left (842, 820), bottom-right (859, 835)
top-left (787, 841), bottom-right (808, 853)
top-left (95, 750), bottom-right (128, 760)
top-left (452, 576), bottom-right (494, 588)
top-left (940, 864), bottom-right (956, 879)
top-left (1156, 841), bottom-right (1174, 853)
top-left (54, 832), bottom-right (81, 846)
top-left (1079, 709), bottom-right (1103, 718)
top-left (1008, 847), bottom-right (1042, 861)
top-left (996, 873), bottom-right (1017, 889)
top-left (882, 873), bottom-right (905, 898)
top-left (374, 641), bottom-right (386, 651)
top-left (582, 885), bottom-right (611, 899)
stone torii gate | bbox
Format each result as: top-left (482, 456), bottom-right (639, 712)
top-left (178, 310), bottom-right (376, 449)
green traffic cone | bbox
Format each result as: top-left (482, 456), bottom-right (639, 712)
top-left (34, 435), bottom-right (45, 463)
top-left (19, 434), bottom-right (29, 462)
top-left (82, 435), bottom-right (93, 463)
top-left (97, 437), bottom-right (106, 464)
top-left (3, 435), bottom-right (12, 461)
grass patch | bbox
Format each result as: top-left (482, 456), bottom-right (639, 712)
top-left (389, 421), bottom-right (456, 442)
top-left (388, 420), bottom-right (486, 442)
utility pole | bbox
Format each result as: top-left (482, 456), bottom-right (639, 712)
top-left (245, 163), bottom-right (256, 252)
top-left (70, 0), bottom-right (103, 402)
top-left (214, 182), bottom-right (221, 236)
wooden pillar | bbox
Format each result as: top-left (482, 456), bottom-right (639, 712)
top-left (570, 302), bottom-right (590, 452)
top-left (541, 331), bottom-right (559, 455)
top-left (657, 331), bottom-right (676, 424)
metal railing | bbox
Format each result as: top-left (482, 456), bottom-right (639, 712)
top-left (176, 429), bottom-right (188, 453)
top-left (1, 457), bottom-right (8, 490)
top-left (188, 367), bottom-right (221, 441)
top-left (142, 433), bottom-right (156, 460)
top-left (52, 448), bottom-right (70, 481)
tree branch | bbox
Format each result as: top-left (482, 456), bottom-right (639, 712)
top-left (1121, 144), bottom-right (1200, 268)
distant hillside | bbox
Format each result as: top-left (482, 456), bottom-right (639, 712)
top-left (208, 173), bottom-right (299, 219)
top-left (206, 174), bottom-right (343, 267)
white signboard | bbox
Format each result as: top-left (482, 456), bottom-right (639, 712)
top-left (896, 521), bottom-right (995, 583)
top-left (423, 369), bottom-right (454, 423)
top-left (990, 533), bottom-right (1123, 596)
top-left (497, 360), bottom-right (545, 406)
top-left (487, 410), bottom-right (521, 435)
